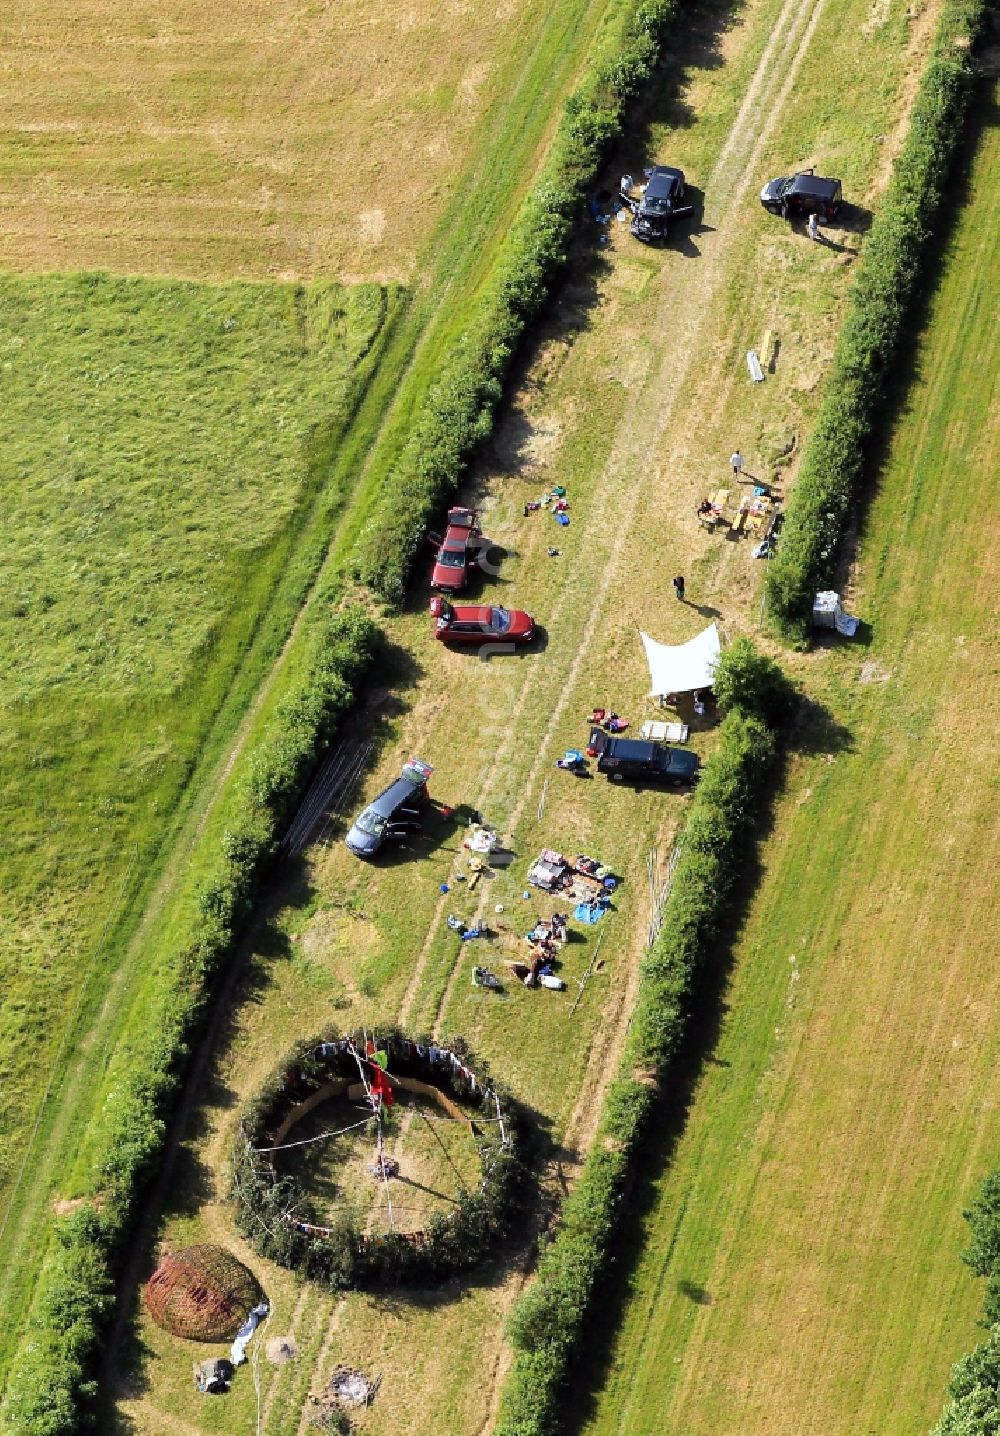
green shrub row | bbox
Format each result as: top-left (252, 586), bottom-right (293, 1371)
top-left (353, 0), bottom-right (678, 603)
top-left (494, 640), bottom-right (795, 1436)
top-left (765, 0), bottom-right (988, 643)
top-left (930, 1168), bottom-right (1000, 1435)
top-left (232, 1026), bottom-right (523, 1290)
top-left (0, 606), bottom-right (380, 1436)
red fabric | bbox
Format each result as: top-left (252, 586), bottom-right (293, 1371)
top-left (369, 1063), bottom-right (395, 1106)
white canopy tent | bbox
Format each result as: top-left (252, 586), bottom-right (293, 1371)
top-left (640, 623), bottom-right (721, 697)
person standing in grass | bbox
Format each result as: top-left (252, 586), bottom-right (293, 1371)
top-left (673, 575), bottom-right (685, 602)
top-left (730, 449), bottom-right (744, 479)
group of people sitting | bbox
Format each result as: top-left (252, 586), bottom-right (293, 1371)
top-left (697, 497), bottom-right (725, 525)
top-left (506, 911), bottom-right (569, 989)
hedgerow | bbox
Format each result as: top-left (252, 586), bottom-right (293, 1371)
top-left (354, 0), bottom-right (678, 602)
top-left (233, 1027), bottom-right (522, 1289)
top-left (765, 0), bottom-right (988, 643)
top-left (494, 640), bottom-right (795, 1436)
top-left (0, 605), bottom-right (379, 1436)
top-left (930, 1168), bottom-right (1000, 1436)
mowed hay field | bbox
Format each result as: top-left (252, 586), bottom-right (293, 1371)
top-left (576, 87), bottom-right (1000, 1436)
top-left (0, 274), bottom-right (388, 1373)
top-left (0, 0), bottom-right (601, 282)
top-left (105, 0), bottom-right (962, 1430)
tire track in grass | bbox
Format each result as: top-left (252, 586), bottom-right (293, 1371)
top-left (345, 0), bottom-right (817, 1399)
top-left (257, 1285), bottom-right (313, 1434)
top-left (293, 1298), bottom-right (348, 1436)
top-left (385, 0), bottom-right (841, 1423)
top-left (470, 849), bottom-right (668, 1436)
top-left (420, 0), bottom-right (833, 1042)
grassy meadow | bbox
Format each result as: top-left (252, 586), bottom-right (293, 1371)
top-left (574, 81), bottom-right (1000, 1436)
top-left (100, 0), bottom-right (968, 1428)
top-left (0, 273), bottom-right (389, 1370)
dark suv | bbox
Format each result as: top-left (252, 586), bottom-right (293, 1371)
top-left (344, 759), bottom-right (434, 858)
top-left (630, 166), bottom-right (693, 241)
top-left (760, 170), bottom-right (842, 220)
top-left (587, 728), bottom-right (699, 785)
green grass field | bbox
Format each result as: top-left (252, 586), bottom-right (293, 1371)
top-left (97, 0), bottom-right (971, 1429)
top-left (574, 81), bottom-right (1000, 1436)
top-left (0, 271), bottom-right (384, 1244)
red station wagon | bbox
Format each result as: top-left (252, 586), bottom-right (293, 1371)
top-left (430, 507), bottom-right (485, 592)
top-left (430, 598), bottom-right (535, 647)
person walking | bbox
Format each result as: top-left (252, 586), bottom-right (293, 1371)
top-left (730, 449), bottom-right (744, 479)
top-left (672, 574), bottom-right (685, 602)
top-left (807, 211), bottom-right (820, 241)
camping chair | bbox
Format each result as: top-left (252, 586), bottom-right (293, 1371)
top-left (472, 966), bottom-right (503, 991)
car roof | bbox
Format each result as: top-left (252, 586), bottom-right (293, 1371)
top-left (368, 770), bottom-right (426, 816)
top-left (447, 605), bottom-right (492, 621)
top-left (789, 173), bottom-right (840, 197)
top-left (603, 738), bottom-right (659, 761)
top-left (645, 166), bottom-right (683, 195)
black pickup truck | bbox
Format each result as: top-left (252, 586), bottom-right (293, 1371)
top-left (630, 166), bottom-right (694, 241)
top-left (587, 728), bottom-right (700, 785)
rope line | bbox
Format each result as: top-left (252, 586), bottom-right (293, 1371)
top-left (254, 1113), bottom-right (375, 1154)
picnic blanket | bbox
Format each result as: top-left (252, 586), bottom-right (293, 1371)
top-left (574, 901), bottom-right (607, 925)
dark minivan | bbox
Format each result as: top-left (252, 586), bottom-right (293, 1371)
top-left (760, 170), bottom-right (842, 220)
top-left (587, 728), bottom-right (699, 785)
top-left (344, 758), bottom-right (434, 858)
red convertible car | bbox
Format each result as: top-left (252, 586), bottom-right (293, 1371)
top-left (430, 507), bottom-right (485, 592)
top-left (430, 597), bottom-right (535, 646)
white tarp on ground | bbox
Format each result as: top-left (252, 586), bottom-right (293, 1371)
top-left (640, 624), bottom-right (721, 696)
top-left (231, 1302), bottom-right (269, 1366)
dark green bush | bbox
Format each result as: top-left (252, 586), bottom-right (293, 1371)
top-left (964, 1170), bottom-right (1000, 1326)
top-left (931, 1326), bottom-right (1000, 1435)
top-left (354, 0), bottom-right (681, 603)
top-left (0, 607), bottom-right (380, 1436)
top-left (495, 645), bottom-right (793, 1436)
top-left (765, 0), bottom-right (987, 642)
top-left (930, 1169), bottom-right (1000, 1435)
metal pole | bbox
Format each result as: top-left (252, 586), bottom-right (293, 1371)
top-left (570, 927), bottom-right (607, 1016)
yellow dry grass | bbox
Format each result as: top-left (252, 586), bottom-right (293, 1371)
top-left (0, 0), bottom-right (546, 282)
